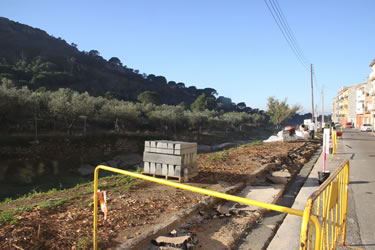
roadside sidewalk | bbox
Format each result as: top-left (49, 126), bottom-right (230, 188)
top-left (268, 139), bottom-right (347, 249)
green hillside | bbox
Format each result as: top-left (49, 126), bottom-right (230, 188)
top-left (0, 16), bottom-right (251, 109)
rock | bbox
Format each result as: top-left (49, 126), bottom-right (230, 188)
top-left (159, 247), bottom-right (182, 250)
top-left (217, 204), bottom-right (230, 214)
top-left (170, 229), bottom-right (177, 236)
top-left (155, 235), bottom-right (190, 245)
top-left (272, 169), bottom-right (291, 178)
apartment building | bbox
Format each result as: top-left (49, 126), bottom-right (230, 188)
top-left (366, 59), bottom-right (375, 126)
top-left (331, 97), bottom-right (338, 122)
top-left (356, 83), bottom-right (366, 128)
top-left (334, 87), bottom-right (347, 126)
top-left (332, 59), bottom-right (375, 130)
top-left (348, 85), bottom-right (357, 125)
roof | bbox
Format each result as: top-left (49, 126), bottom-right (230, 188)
top-left (370, 59), bottom-right (375, 67)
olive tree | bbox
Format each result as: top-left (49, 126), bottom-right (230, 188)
top-left (48, 89), bottom-right (95, 134)
top-left (266, 96), bottom-right (301, 129)
top-left (100, 99), bottom-right (140, 131)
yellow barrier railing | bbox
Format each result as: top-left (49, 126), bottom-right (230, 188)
top-left (93, 160), bottom-right (349, 250)
top-left (300, 159), bottom-right (349, 249)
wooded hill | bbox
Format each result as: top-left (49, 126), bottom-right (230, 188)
top-left (0, 17), bottom-right (261, 113)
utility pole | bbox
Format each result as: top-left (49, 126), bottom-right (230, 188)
top-left (311, 64), bottom-right (314, 120)
top-left (322, 84), bottom-right (324, 126)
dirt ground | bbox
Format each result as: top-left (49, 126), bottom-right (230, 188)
top-left (0, 140), bottom-right (320, 249)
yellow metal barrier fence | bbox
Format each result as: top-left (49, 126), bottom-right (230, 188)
top-left (93, 160), bottom-right (349, 250)
top-left (300, 159), bottom-right (350, 249)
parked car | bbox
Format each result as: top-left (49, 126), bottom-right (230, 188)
top-left (345, 122), bottom-right (353, 128)
top-left (360, 124), bottom-right (373, 132)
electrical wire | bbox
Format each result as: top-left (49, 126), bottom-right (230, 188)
top-left (271, 0), bottom-right (311, 67)
top-left (263, 0), bottom-right (310, 71)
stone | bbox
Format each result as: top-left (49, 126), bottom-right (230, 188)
top-left (272, 169), bottom-right (291, 178)
top-left (159, 247), bottom-right (181, 250)
top-left (170, 229), bottom-right (177, 236)
top-left (155, 235), bottom-right (190, 245)
top-left (266, 175), bottom-right (288, 184)
top-left (217, 204), bottom-right (231, 214)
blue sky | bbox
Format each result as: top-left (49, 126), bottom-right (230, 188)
top-left (1, 0), bottom-right (374, 113)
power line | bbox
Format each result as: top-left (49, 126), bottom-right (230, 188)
top-left (271, 0), bottom-right (311, 66)
top-left (269, 0), bottom-right (309, 68)
top-left (263, 0), bottom-right (310, 71)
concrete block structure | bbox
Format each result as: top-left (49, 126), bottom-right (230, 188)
top-left (143, 140), bottom-right (198, 181)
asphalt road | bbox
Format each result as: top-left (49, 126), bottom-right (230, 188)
top-left (340, 128), bottom-right (375, 249)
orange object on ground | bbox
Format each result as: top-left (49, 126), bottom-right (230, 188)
top-left (97, 190), bottom-right (108, 220)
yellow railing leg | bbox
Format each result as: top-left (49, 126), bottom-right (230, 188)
top-left (341, 163), bottom-right (349, 246)
top-left (93, 167), bottom-right (99, 250)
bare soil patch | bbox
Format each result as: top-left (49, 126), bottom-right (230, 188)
top-left (0, 140), bottom-right (320, 249)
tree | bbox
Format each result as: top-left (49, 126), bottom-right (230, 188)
top-left (100, 100), bottom-right (140, 131)
top-left (154, 76), bottom-right (167, 85)
top-left (146, 74), bottom-right (156, 82)
top-left (108, 57), bottom-right (122, 67)
top-left (190, 93), bottom-right (216, 111)
top-left (184, 110), bottom-right (216, 135)
top-left (71, 92), bottom-right (95, 134)
top-left (236, 102), bottom-right (247, 111)
top-left (203, 87), bottom-right (218, 97)
top-left (48, 89), bottom-right (95, 134)
top-left (104, 91), bottom-right (117, 100)
top-left (137, 91), bottom-right (160, 105)
top-left (176, 82), bottom-right (185, 88)
top-left (177, 101), bottom-right (187, 110)
top-left (266, 96), bottom-right (301, 129)
top-left (89, 50), bottom-right (100, 57)
top-left (216, 96), bottom-right (233, 112)
top-left (0, 82), bottom-right (31, 131)
top-left (147, 105), bottom-right (184, 134)
top-left (168, 81), bottom-right (177, 89)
